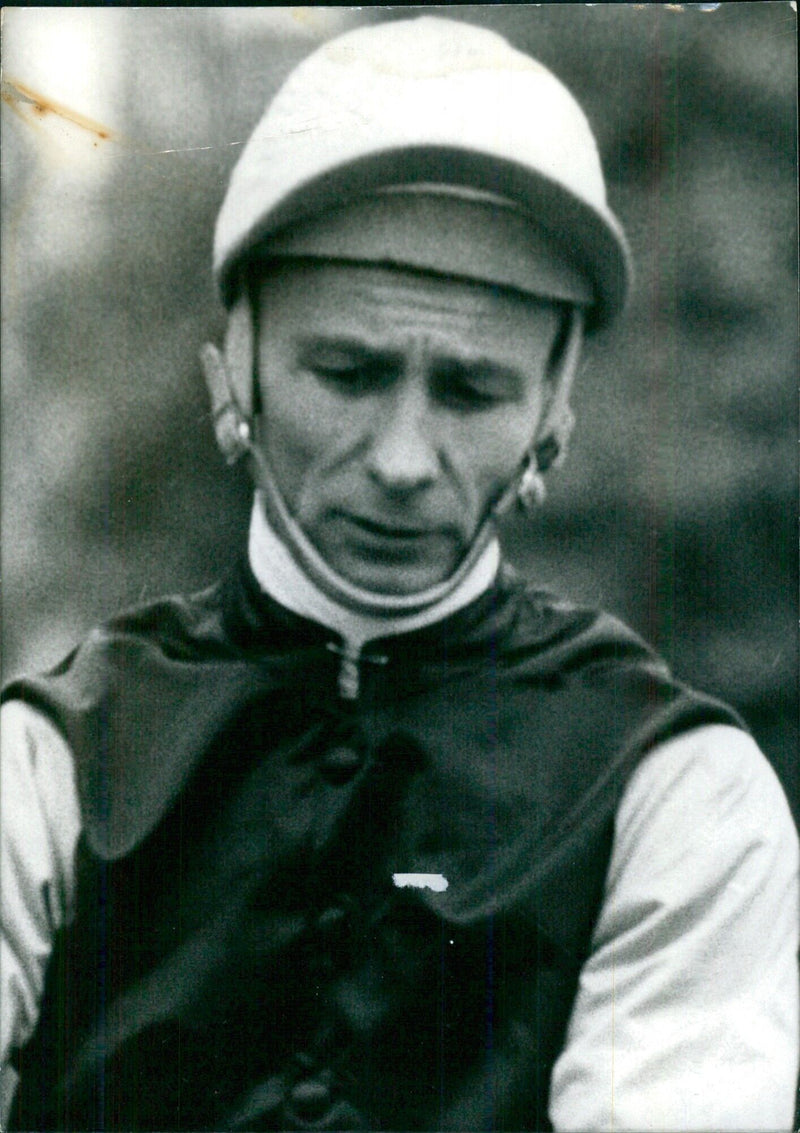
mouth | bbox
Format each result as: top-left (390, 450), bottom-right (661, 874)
top-left (346, 514), bottom-right (430, 540)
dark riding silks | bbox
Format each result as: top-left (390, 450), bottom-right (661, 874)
top-left (4, 559), bottom-right (740, 1131)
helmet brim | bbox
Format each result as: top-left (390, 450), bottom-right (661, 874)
top-left (216, 145), bottom-right (631, 333)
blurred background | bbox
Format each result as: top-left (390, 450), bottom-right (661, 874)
top-left (2, 5), bottom-right (797, 814)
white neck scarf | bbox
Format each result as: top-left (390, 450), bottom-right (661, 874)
top-left (248, 491), bottom-right (500, 655)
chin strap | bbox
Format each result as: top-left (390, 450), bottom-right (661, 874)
top-left (532, 305), bottom-right (582, 474)
top-left (252, 433), bottom-right (500, 616)
top-left (493, 306), bottom-right (584, 515)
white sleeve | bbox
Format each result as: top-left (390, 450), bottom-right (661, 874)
top-left (549, 723), bottom-right (799, 1132)
top-left (1, 699), bottom-right (81, 1122)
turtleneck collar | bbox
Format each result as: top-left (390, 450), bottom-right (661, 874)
top-left (247, 491), bottom-right (501, 655)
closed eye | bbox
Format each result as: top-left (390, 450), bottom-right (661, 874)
top-left (437, 382), bottom-right (500, 410)
top-left (296, 338), bottom-right (399, 395)
top-left (311, 362), bottom-right (394, 396)
top-left (431, 361), bottom-right (522, 411)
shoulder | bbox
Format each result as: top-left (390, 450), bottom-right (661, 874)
top-left (497, 579), bottom-right (742, 772)
top-left (0, 579), bottom-right (250, 858)
top-left (83, 577), bottom-right (231, 660)
top-left (602, 722), bottom-right (799, 1017)
top-left (606, 723), bottom-right (799, 941)
top-left (505, 577), bottom-right (673, 681)
top-left (613, 723), bottom-right (798, 884)
top-left (2, 578), bottom-right (232, 720)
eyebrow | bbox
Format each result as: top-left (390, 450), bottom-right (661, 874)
top-left (295, 336), bottom-right (403, 367)
top-left (295, 334), bottom-right (528, 389)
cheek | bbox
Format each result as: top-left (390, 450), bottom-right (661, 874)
top-left (452, 412), bottom-right (536, 500)
top-left (258, 374), bottom-right (313, 496)
top-left (258, 371), bottom-right (355, 499)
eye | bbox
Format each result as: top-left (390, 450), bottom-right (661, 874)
top-left (440, 383), bottom-right (498, 411)
top-left (431, 363), bottom-right (515, 411)
top-left (311, 362), bottom-right (387, 396)
top-left (296, 342), bottom-right (392, 395)
top-left (677, 284), bottom-right (763, 341)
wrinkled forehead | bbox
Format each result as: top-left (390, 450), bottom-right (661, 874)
top-left (255, 259), bottom-right (564, 369)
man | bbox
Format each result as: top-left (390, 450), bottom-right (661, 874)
top-left (2, 16), bottom-right (797, 1131)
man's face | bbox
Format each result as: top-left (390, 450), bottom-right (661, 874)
top-left (254, 261), bottom-right (561, 595)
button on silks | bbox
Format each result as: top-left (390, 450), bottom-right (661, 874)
top-left (288, 1077), bottom-right (332, 1119)
top-left (320, 744), bottom-right (364, 784)
top-left (316, 905), bottom-right (347, 934)
top-left (312, 898), bottom-right (356, 975)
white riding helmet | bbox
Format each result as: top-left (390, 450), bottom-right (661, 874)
top-left (213, 16), bottom-right (632, 332)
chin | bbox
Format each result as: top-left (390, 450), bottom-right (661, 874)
top-left (316, 524), bottom-right (463, 597)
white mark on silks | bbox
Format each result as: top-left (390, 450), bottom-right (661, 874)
top-left (392, 872), bottom-right (449, 893)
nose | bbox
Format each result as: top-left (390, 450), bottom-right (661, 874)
top-left (365, 386), bottom-right (439, 495)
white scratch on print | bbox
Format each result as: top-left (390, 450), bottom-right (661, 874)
top-left (392, 873), bottom-right (449, 893)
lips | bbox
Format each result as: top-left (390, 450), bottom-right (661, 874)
top-left (346, 514), bottom-right (430, 540)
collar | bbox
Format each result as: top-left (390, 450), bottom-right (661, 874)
top-left (247, 491), bottom-right (501, 656)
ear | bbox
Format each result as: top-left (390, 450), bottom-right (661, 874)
top-left (533, 307), bottom-right (583, 472)
top-left (199, 295), bottom-right (255, 464)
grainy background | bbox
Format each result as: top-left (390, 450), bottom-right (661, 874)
top-left (2, 5), bottom-right (797, 814)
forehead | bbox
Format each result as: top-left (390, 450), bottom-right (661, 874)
top-left (255, 261), bottom-right (561, 360)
